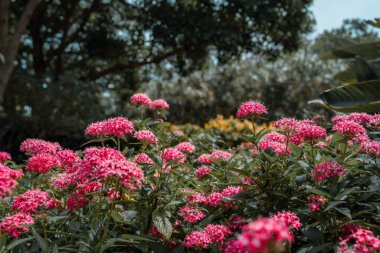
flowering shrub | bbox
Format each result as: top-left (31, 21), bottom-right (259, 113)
top-left (1, 95), bottom-right (380, 253)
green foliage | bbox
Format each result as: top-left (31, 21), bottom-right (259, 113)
top-left (315, 19), bottom-right (380, 113)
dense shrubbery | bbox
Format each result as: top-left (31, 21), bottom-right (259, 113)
top-left (1, 94), bottom-right (380, 253)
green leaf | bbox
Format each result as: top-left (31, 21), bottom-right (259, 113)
top-left (152, 209), bottom-right (172, 239)
top-left (319, 80), bottom-right (380, 112)
top-left (111, 210), bottom-right (123, 223)
top-left (6, 237), bottom-right (35, 250)
top-left (324, 201), bottom-right (346, 212)
top-left (31, 227), bottom-right (49, 252)
top-left (335, 207), bottom-right (352, 219)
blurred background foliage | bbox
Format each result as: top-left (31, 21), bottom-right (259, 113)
top-left (0, 0), bottom-right (378, 158)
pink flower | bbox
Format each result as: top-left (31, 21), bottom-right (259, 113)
top-left (134, 130), bottom-right (158, 144)
top-left (361, 141), bottom-right (380, 157)
top-left (347, 113), bottom-right (372, 125)
top-left (273, 118), bottom-right (299, 135)
top-left (368, 114), bottom-right (380, 128)
top-left (0, 152), bottom-right (11, 163)
top-left (56, 149), bottom-right (80, 169)
top-left (85, 117), bottom-right (134, 137)
top-left (228, 216), bottom-right (249, 232)
top-left (272, 211), bottom-right (302, 231)
top-left (262, 132), bottom-right (287, 143)
top-left (162, 148), bottom-right (186, 166)
top-left (221, 186), bottom-right (243, 198)
top-left (108, 188), bottom-right (120, 200)
top-left (203, 192), bottom-right (224, 207)
top-left (97, 159), bottom-right (145, 191)
top-left (20, 138), bottom-right (62, 155)
top-left (0, 164), bottom-right (21, 197)
top-left (338, 229), bottom-right (380, 253)
top-left (258, 140), bottom-right (291, 156)
top-left (236, 101), bottom-right (268, 118)
top-left (12, 189), bottom-right (57, 213)
top-left (332, 115), bottom-right (350, 124)
top-left (76, 182), bottom-right (103, 193)
top-left (223, 240), bottom-right (245, 253)
top-left (26, 153), bottom-right (61, 173)
top-left (297, 123), bottom-right (327, 142)
top-left (333, 120), bottom-right (366, 140)
top-left (183, 231), bottom-right (211, 249)
top-left (204, 224), bottom-right (231, 244)
top-left (150, 99), bottom-right (169, 110)
top-left (197, 154), bottom-right (213, 164)
top-left (187, 193), bottom-right (206, 204)
top-left (195, 166), bottom-right (212, 178)
top-left (103, 117), bottom-right (134, 137)
top-left (238, 218), bottom-right (293, 253)
top-left (0, 213), bottom-right (34, 237)
top-left (308, 195), bottom-right (327, 212)
top-left (130, 93), bottom-right (151, 106)
top-left (313, 161), bottom-right (345, 182)
top-left (176, 142), bottom-right (195, 154)
top-left (84, 121), bottom-right (106, 136)
top-left (179, 205), bottom-right (205, 223)
top-left (210, 150), bottom-right (233, 161)
top-left (340, 224), bottom-right (364, 239)
top-left (67, 194), bottom-right (88, 211)
top-left (134, 153), bottom-right (154, 164)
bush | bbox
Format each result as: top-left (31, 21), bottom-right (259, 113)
top-left (1, 95), bottom-right (380, 253)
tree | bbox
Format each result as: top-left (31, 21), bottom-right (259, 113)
top-left (0, 0), bottom-right (41, 104)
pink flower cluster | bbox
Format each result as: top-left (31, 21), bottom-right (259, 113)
top-left (197, 150), bottom-right (233, 164)
top-left (361, 141), bottom-right (380, 157)
top-left (0, 213), bottom-right (34, 237)
top-left (333, 120), bottom-right (366, 140)
top-left (258, 139), bottom-right (291, 156)
top-left (185, 187), bottom-right (243, 210)
top-left (176, 142), bottom-right (195, 154)
top-left (271, 211), bottom-right (302, 231)
top-left (134, 153), bottom-right (154, 164)
top-left (51, 147), bottom-right (144, 209)
top-left (12, 189), bottom-right (57, 213)
top-left (20, 138), bottom-right (62, 155)
top-left (183, 224), bottom-right (231, 249)
top-left (338, 229), bottom-right (380, 253)
top-left (26, 153), bottom-right (62, 173)
top-left (179, 205), bottom-right (206, 223)
top-left (236, 101), bottom-right (268, 119)
top-left (195, 166), bottom-right (212, 178)
top-left (130, 93), bottom-right (151, 105)
top-left (308, 195), bottom-right (327, 212)
top-left (162, 148), bottom-right (186, 168)
top-left (0, 151), bottom-right (11, 163)
top-left (56, 149), bottom-right (80, 169)
top-left (130, 93), bottom-right (169, 111)
top-left (273, 118), bottom-right (299, 134)
top-left (228, 216), bottom-right (249, 232)
top-left (133, 130), bottom-right (158, 144)
top-left (0, 164), bottom-right (23, 197)
top-left (85, 116), bottom-right (134, 137)
top-left (150, 99), bottom-right (169, 110)
top-left (237, 217), bottom-right (293, 253)
top-left (313, 161), bottom-right (345, 182)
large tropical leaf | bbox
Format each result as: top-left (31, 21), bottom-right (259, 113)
top-left (322, 41), bottom-right (380, 60)
top-left (319, 80), bottom-right (380, 112)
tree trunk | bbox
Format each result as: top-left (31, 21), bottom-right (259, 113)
top-left (0, 0), bottom-right (41, 104)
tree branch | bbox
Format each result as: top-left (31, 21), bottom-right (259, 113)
top-left (89, 48), bottom-right (183, 80)
top-left (0, 0), bottom-right (9, 51)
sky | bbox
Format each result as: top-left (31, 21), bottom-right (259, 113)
top-left (311, 0), bottom-right (380, 35)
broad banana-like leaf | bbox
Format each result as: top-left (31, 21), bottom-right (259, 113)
top-left (321, 42), bottom-right (380, 60)
top-left (319, 80), bottom-right (380, 112)
top-left (333, 57), bottom-right (380, 83)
